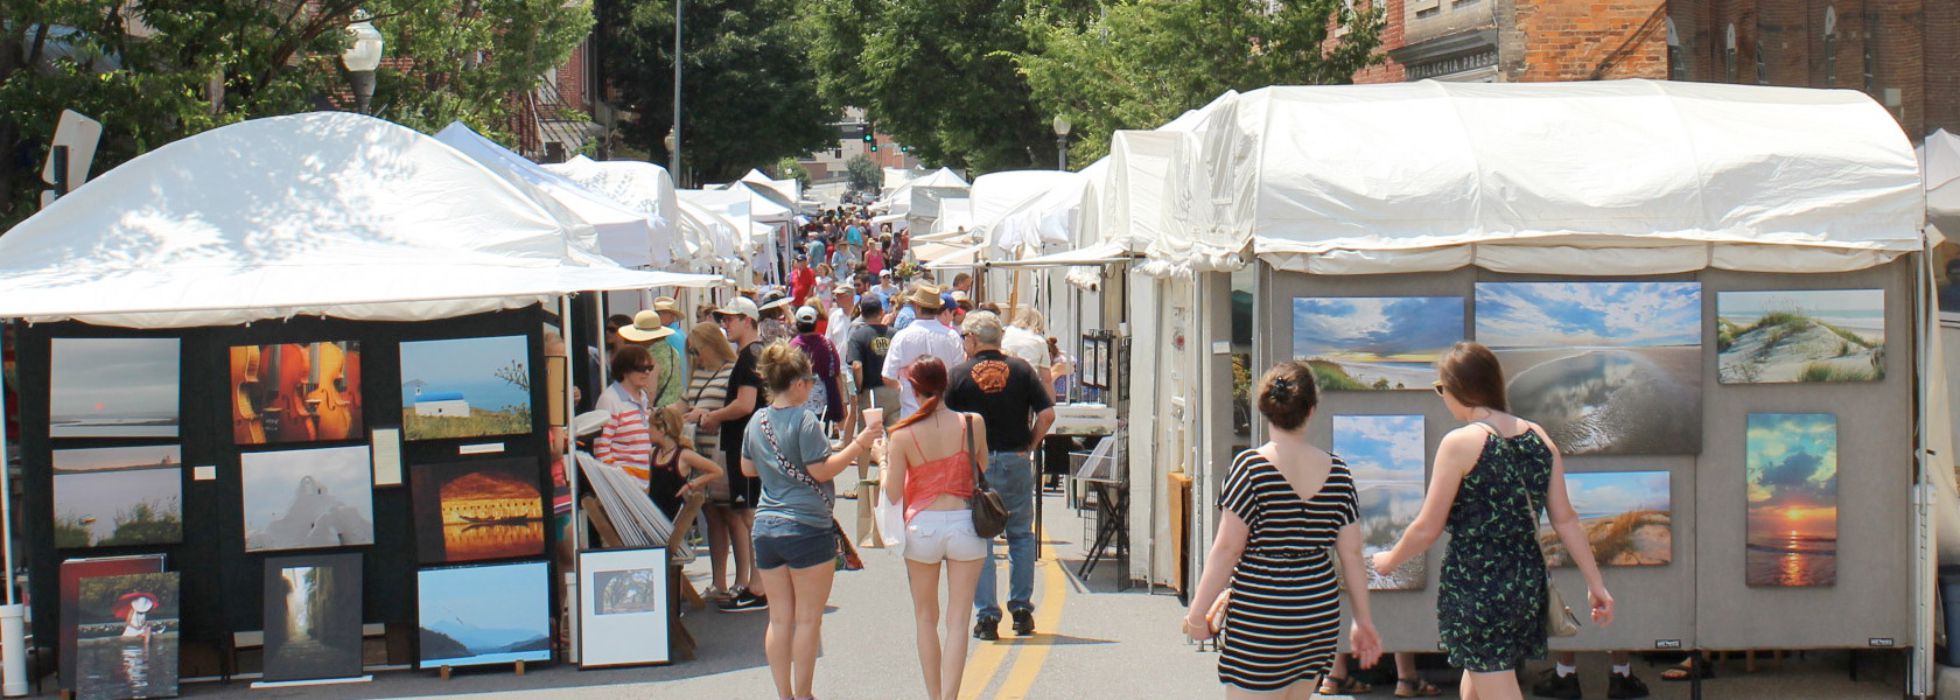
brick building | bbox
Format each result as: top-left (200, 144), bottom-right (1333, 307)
top-left (1351, 0), bottom-right (1956, 140)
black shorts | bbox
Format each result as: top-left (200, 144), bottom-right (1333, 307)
top-left (723, 445), bottom-right (763, 510)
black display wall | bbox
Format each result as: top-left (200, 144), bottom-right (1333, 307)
top-left (18, 306), bottom-right (557, 668)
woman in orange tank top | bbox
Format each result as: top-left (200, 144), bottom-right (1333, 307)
top-left (883, 357), bottom-right (990, 700)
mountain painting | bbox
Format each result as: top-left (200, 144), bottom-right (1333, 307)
top-left (1717, 289), bottom-right (1885, 384)
top-left (399, 335), bottom-right (532, 441)
top-left (417, 561), bottom-right (551, 669)
top-left (1746, 413), bottom-right (1838, 587)
top-left (1292, 297), bottom-right (1463, 391)
top-left (52, 445), bottom-right (183, 549)
top-left (241, 446), bottom-right (375, 552)
top-left (1334, 415), bottom-right (1428, 590)
top-left (1536, 471), bottom-right (1673, 567)
top-left (1475, 282), bottom-right (1703, 455)
top-left (50, 337), bottom-right (180, 438)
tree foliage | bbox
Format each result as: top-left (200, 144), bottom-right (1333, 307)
top-left (845, 154), bottom-right (881, 193)
top-left (773, 156), bottom-right (812, 191)
top-left (0, 0), bottom-right (592, 228)
top-left (1014, 0), bottom-right (1383, 164)
top-left (597, 0), bottom-right (832, 185)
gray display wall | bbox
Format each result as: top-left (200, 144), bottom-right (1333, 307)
top-left (1263, 260), bottom-right (1912, 653)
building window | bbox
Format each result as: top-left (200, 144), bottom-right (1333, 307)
top-left (1666, 16), bottom-right (1686, 80)
top-left (1725, 24), bottom-right (1738, 83)
top-left (1824, 6), bottom-right (1838, 87)
top-left (1862, 8), bottom-right (1876, 94)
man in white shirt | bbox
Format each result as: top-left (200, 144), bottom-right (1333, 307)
top-left (881, 284), bottom-right (966, 422)
top-left (1002, 308), bottom-right (1055, 400)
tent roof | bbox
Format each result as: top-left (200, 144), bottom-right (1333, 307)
top-left (933, 198), bottom-right (974, 234)
top-left (0, 112), bottom-right (714, 328)
top-left (434, 123), bottom-right (670, 268)
top-left (1924, 129), bottom-right (1960, 244)
top-left (1147, 80), bottom-right (1924, 276)
top-left (540, 156), bottom-right (691, 266)
top-left (990, 171), bottom-right (1094, 254)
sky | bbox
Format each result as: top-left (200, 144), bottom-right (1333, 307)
top-left (240, 445), bottom-right (374, 532)
top-left (49, 337), bottom-right (180, 418)
top-left (1747, 413), bottom-right (1839, 508)
top-left (1475, 282), bottom-right (1702, 348)
top-left (1563, 471), bottom-right (1670, 516)
top-left (418, 561), bottom-right (549, 633)
top-left (1718, 289), bottom-right (1885, 339)
top-left (1333, 415), bottom-right (1425, 483)
top-left (399, 335), bottom-right (530, 407)
top-left (1292, 297), bottom-right (1464, 361)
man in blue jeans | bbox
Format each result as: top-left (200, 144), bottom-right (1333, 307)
top-left (945, 311), bottom-right (1056, 640)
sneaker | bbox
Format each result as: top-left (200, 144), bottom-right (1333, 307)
top-left (1011, 609), bottom-right (1035, 637)
top-left (1531, 669), bottom-right (1582, 700)
top-left (718, 589), bottom-right (769, 613)
top-left (1607, 672), bottom-right (1650, 700)
top-left (973, 615), bottom-right (1000, 641)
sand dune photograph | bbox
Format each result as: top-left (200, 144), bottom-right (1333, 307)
top-left (1717, 289), bottom-right (1884, 384)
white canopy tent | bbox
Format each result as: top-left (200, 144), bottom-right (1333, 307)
top-left (1922, 128), bottom-right (1960, 244)
top-left (541, 155), bottom-right (694, 267)
top-left (874, 166), bottom-right (971, 224)
top-left (932, 198), bottom-right (974, 235)
top-left (434, 123), bottom-right (676, 269)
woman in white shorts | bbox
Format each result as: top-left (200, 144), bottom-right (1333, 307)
top-left (883, 356), bottom-right (989, 700)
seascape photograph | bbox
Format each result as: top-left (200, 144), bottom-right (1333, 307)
top-left (51, 338), bottom-right (181, 438)
top-left (241, 446), bottom-right (376, 552)
top-left (399, 335), bottom-right (532, 441)
top-left (1717, 289), bottom-right (1885, 384)
top-left (417, 561), bottom-right (551, 668)
top-left (1292, 297), bottom-right (1463, 391)
top-left (1475, 282), bottom-right (1703, 455)
top-left (1333, 415), bottom-right (1427, 590)
top-left (1746, 413), bottom-right (1839, 587)
top-left (1536, 471), bottom-right (1672, 567)
top-left (52, 446), bottom-right (183, 550)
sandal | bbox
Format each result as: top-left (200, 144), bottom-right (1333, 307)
top-left (1396, 678), bottom-right (1443, 697)
top-left (1317, 676), bottom-right (1372, 695)
top-left (1660, 658), bottom-right (1715, 682)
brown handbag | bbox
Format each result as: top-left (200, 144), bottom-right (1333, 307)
top-left (965, 416), bottom-right (1009, 539)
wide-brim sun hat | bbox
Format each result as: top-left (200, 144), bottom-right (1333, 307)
top-left (619, 309), bottom-right (675, 342)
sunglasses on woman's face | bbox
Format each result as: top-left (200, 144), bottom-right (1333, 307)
top-left (635, 365), bottom-right (656, 374)
top-left (1432, 381), bottom-right (1447, 397)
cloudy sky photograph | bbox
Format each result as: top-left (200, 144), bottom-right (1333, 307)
top-left (1475, 282), bottom-right (1701, 349)
top-left (1292, 297), bottom-right (1464, 362)
top-left (1563, 471), bottom-right (1670, 518)
top-left (1334, 415), bottom-right (1426, 483)
top-left (49, 337), bottom-right (180, 420)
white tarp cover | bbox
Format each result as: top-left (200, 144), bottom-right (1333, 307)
top-left (874, 167), bottom-right (971, 221)
top-left (0, 112), bottom-right (717, 328)
top-left (1922, 129), bottom-right (1960, 245)
top-left (990, 170), bottom-right (1094, 254)
top-left (1150, 80), bottom-right (1924, 276)
top-left (969, 170), bottom-right (1077, 239)
top-left (540, 155), bottom-right (690, 266)
top-left (740, 168), bottom-right (801, 204)
top-left (434, 123), bottom-right (671, 269)
top-left (932, 198), bottom-right (973, 234)
top-left (1101, 131), bottom-right (1185, 255)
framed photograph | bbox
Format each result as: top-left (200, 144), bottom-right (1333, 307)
top-left (241, 445), bottom-right (375, 552)
top-left (1293, 297), bottom-right (1463, 391)
top-left (416, 561), bottom-right (551, 669)
top-left (74, 571), bottom-right (180, 700)
top-left (59, 556), bottom-right (166, 691)
top-left (1716, 289), bottom-right (1884, 384)
top-left (410, 458), bottom-right (546, 564)
top-left (578, 548), bottom-right (671, 668)
top-left (231, 341), bottom-right (364, 445)
top-left (399, 335), bottom-right (533, 441)
top-left (1746, 413), bottom-right (1838, 587)
top-left (1536, 471), bottom-right (1672, 566)
top-left (1475, 282), bottom-right (1703, 455)
top-left (262, 553), bottom-right (365, 683)
top-left (53, 445), bottom-right (183, 549)
top-left (50, 337), bottom-right (180, 438)
top-left (1334, 415), bottom-right (1427, 590)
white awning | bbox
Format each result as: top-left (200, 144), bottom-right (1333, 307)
top-left (434, 123), bottom-right (673, 269)
top-left (987, 241), bottom-right (1133, 269)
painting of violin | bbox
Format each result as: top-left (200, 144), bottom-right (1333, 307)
top-left (231, 346), bottom-right (266, 445)
top-left (229, 341), bottom-right (364, 445)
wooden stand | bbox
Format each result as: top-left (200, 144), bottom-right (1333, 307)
top-left (437, 659), bottom-right (524, 681)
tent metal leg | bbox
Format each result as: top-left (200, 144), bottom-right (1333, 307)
top-left (0, 331), bottom-right (21, 696)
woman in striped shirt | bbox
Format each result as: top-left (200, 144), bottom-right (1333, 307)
top-left (595, 345), bottom-right (658, 487)
top-left (684, 322), bottom-right (746, 600)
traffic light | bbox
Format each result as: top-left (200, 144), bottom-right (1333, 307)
top-left (870, 143), bottom-right (879, 152)
top-left (862, 131), bottom-right (874, 144)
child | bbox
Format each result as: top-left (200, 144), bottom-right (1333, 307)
top-left (647, 405), bottom-right (726, 520)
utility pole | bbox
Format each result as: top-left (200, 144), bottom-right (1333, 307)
top-left (670, 0), bottom-right (683, 185)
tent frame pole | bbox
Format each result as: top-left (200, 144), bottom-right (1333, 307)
top-left (1913, 251), bottom-right (1935, 699)
top-left (0, 322), bottom-right (21, 696)
top-left (559, 294), bottom-right (583, 664)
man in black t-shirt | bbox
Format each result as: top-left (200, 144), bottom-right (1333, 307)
top-left (945, 311), bottom-right (1055, 641)
top-left (848, 298), bottom-right (897, 419)
top-left (696, 296), bottom-right (769, 613)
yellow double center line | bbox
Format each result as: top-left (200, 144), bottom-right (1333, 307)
top-left (959, 540), bottom-right (1069, 699)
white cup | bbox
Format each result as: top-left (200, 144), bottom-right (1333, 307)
top-left (863, 407), bottom-right (885, 432)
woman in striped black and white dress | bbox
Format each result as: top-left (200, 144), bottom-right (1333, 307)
top-left (1184, 360), bottom-right (1383, 697)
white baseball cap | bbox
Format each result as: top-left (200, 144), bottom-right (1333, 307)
top-left (714, 297), bottom-right (761, 322)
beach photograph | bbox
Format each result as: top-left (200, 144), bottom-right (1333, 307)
top-left (1746, 413), bottom-right (1838, 587)
top-left (1292, 296), bottom-right (1463, 391)
top-left (74, 571), bottom-right (180, 700)
top-left (1333, 415), bottom-right (1427, 590)
top-left (411, 458), bottom-right (545, 564)
top-left (417, 561), bottom-right (551, 669)
top-left (52, 445), bottom-right (183, 550)
top-left (1536, 471), bottom-right (1672, 567)
top-left (400, 335), bottom-right (532, 441)
top-left (231, 341), bottom-right (364, 445)
top-left (1717, 289), bottom-right (1885, 384)
top-left (51, 338), bottom-right (180, 439)
top-left (262, 553), bottom-right (364, 682)
top-left (241, 446), bottom-right (376, 552)
top-left (1475, 282), bottom-right (1703, 455)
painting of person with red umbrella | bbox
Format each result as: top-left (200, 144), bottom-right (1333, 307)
top-left (74, 572), bottom-right (179, 699)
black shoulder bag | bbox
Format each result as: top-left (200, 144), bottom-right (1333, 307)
top-left (965, 415), bottom-right (1009, 539)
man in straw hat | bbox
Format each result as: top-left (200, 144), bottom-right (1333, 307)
top-left (619, 310), bottom-right (682, 408)
top-left (881, 283), bottom-right (965, 423)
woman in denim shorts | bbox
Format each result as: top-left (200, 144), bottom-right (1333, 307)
top-left (742, 341), bottom-right (884, 700)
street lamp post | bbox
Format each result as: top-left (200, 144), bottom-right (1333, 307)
top-left (341, 11), bottom-right (384, 114)
top-left (670, 0), bottom-right (683, 183)
top-left (1052, 115), bottom-right (1072, 171)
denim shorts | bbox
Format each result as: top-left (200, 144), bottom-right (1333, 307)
top-left (753, 516), bottom-right (836, 570)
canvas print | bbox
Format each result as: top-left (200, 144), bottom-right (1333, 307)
top-left (1717, 290), bottom-right (1885, 384)
top-left (231, 341), bottom-right (364, 445)
top-left (1475, 282), bottom-right (1703, 455)
top-left (60, 556), bottom-right (166, 691)
top-left (417, 561), bottom-right (551, 669)
top-left (262, 553), bottom-right (364, 682)
top-left (241, 445), bottom-right (375, 552)
top-left (411, 458), bottom-right (545, 564)
top-left (1536, 471), bottom-right (1673, 567)
top-left (1293, 297), bottom-right (1464, 391)
top-left (399, 335), bottom-right (532, 441)
top-left (51, 338), bottom-right (180, 438)
top-left (1747, 413), bottom-right (1838, 587)
top-left (53, 445), bottom-right (183, 549)
top-left (74, 571), bottom-right (180, 700)
top-left (1334, 415), bottom-right (1427, 590)
top-left (578, 548), bottom-right (671, 667)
